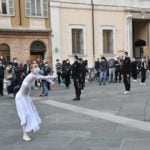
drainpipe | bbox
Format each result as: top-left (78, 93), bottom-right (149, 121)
top-left (91, 0), bottom-right (95, 65)
top-left (18, 0), bottom-right (22, 25)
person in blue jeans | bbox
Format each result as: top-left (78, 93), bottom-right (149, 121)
top-left (40, 66), bottom-right (49, 96)
top-left (41, 80), bottom-right (48, 96)
top-left (99, 57), bottom-right (108, 85)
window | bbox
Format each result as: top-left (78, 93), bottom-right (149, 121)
top-left (103, 30), bottom-right (114, 54)
top-left (31, 0), bottom-right (41, 16)
top-left (100, 27), bottom-right (116, 55)
top-left (72, 29), bottom-right (84, 54)
top-left (69, 25), bottom-right (86, 55)
top-left (1, 0), bottom-right (7, 14)
top-left (0, 0), bottom-right (14, 16)
top-left (26, 0), bottom-right (48, 18)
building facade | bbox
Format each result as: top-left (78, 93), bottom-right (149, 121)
top-left (0, 0), bottom-right (52, 65)
top-left (50, 0), bottom-right (150, 67)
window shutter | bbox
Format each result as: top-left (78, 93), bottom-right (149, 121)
top-left (25, 0), bottom-right (31, 17)
top-left (9, 0), bottom-right (15, 16)
top-left (43, 0), bottom-right (48, 18)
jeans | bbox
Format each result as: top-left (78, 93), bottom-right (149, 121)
top-left (109, 67), bottom-right (115, 82)
top-left (99, 71), bottom-right (107, 85)
top-left (41, 81), bottom-right (48, 95)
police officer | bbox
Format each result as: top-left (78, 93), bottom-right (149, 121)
top-left (71, 55), bottom-right (82, 100)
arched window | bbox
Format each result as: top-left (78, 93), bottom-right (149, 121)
top-left (30, 41), bottom-right (46, 53)
top-left (30, 41), bottom-right (46, 62)
top-left (0, 43), bottom-right (10, 63)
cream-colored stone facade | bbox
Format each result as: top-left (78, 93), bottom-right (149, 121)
top-left (0, 30), bottom-right (51, 64)
top-left (50, 0), bottom-right (150, 67)
top-left (0, 0), bottom-right (52, 65)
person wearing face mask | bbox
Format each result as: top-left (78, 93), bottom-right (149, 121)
top-left (55, 59), bottom-right (62, 85)
top-left (121, 51), bottom-right (132, 94)
top-left (140, 58), bottom-right (147, 86)
top-left (62, 59), bottom-right (71, 88)
top-left (15, 63), bottom-right (56, 142)
top-left (13, 58), bottom-right (19, 70)
top-left (71, 55), bottom-right (82, 100)
top-left (0, 60), bottom-right (5, 96)
top-left (99, 56), bottom-right (108, 86)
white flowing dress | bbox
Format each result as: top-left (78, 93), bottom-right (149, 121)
top-left (15, 73), bottom-right (53, 132)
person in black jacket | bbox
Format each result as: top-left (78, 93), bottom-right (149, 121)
top-left (13, 71), bottom-right (25, 97)
top-left (140, 58), bottom-right (147, 85)
top-left (131, 58), bottom-right (137, 81)
top-left (23, 60), bottom-right (31, 76)
top-left (121, 52), bottom-right (132, 94)
top-left (62, 59), bottom-right (71, 88)
top-left (0, 60), bottom-right (5, 96)
top-left (71, 55), bottom-right (82, 100)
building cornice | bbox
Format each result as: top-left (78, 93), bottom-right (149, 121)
top-left (0, 28), bottom-right (52, 36)
top-left (50, 0), bottom-right (150, 12)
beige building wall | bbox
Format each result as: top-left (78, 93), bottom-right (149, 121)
top-left (94, 10), bottom-right (126, 57)
top-left (59, 8), bottom-right (93, 64)
top-left (57, 8), bottom-right (127, 66)
top-left (50, 0), bottom-right (150, 67)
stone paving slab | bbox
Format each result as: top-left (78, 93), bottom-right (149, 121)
top-left (0, 77), bottom-right (150, 149)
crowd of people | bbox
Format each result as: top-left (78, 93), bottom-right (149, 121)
top-left (94, 52), bottom-right (149, 94)
top-left (0, 55), bottom-right (89, 99)
top-left (0, 53), bottom-right (150, 97)
top-left (0, 53), bottom-right (150, 141)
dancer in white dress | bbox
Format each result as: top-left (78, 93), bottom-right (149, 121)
top-left (15, 63), bottom-right (55, 141)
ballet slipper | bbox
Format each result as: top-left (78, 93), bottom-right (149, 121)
top-left (23, 134), bottom-right (31, 142)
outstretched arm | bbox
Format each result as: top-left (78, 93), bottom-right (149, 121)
top-left (35, 75), bottom-right (54, 84)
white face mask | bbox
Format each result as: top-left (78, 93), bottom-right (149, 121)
top-left (34, 67), bottom-right (41, 74)
top-left (14, 59), bottom-right (17, 63)
top-left (45, 64), bottom-right (48, 67)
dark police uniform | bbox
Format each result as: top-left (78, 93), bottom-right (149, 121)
top-left (71, 59), bottom-right (82, 100)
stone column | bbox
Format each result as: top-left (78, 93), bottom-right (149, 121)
top-left (50, 3), bottom-right (62, 75)
top-left (126, 14), bottom-right (133, 58)
top-left (148, 21), bottom-right (150, 46)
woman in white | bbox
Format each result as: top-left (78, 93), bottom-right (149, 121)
top-left (15, 63), bottom-right (55, 141)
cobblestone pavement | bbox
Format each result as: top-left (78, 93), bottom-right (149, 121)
top-left (0, 76), bottom-right (150, 150)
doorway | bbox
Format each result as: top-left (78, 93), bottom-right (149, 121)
top-left (133, 20), bottom-right (149, 59)
top-left (30, 41), bottom-right (46, 63)
top-left (0, 43), bottom-right (10, 63)
top-left (30, 53), bottom-right (44, 63)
